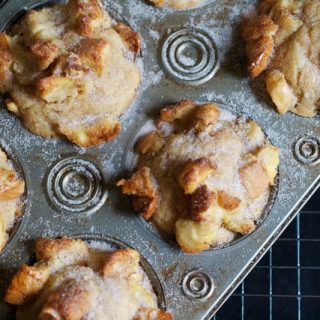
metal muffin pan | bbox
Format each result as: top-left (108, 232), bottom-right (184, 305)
top-left (0, 0), bottom-right (319, 319)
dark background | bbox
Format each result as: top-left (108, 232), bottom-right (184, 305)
top-left (214, 188), bottom-right (320, 320)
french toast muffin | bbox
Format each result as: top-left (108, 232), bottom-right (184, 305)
top-left (5, 238), bottom-right (172, 320)
top-left (0, 0), bottom-right (141, 147)
top-left (0, 147), bottom-right (25, 252)
top-left (117, 100), bottom-right (279, 253)
top-left (242, 0), bottom-right (320, 117)
top-left (148, 0), bottom-right (205, 10)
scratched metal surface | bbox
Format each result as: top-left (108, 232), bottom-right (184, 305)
top-left (0, 0), bottom-right (319, 319)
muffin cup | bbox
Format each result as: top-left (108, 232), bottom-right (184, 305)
top-left (0, 0), bottom-right (318, 319)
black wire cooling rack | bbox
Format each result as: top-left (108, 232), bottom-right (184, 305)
top-left (214, 188), bottom-right (320, 320)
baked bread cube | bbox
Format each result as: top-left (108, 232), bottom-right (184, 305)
top-left (0, 33), bottom-right (14, 92)
top-left (117, 167), bottom-right (159, 219)
top-left (5, 238), bottom-right (89, 305)
top-left (175, 219), bottom-right (217, 253)
top-left (255, 144), bottom-right (280, 186)
top-left (240, 161), bottom-right (269, 199)
top-left (0, 0), bottom-right (141, 146)
top-left (136, 131), bottom-right (165, 155)
top-left (148, 0), bottom-right (204, 10)
top-left (0, 148), bottom-right (25, 253)
top-left (118, 100), bottom-right (279, 253)
top-left (160, 99), bottom-right (196, 123)
top-left (35, 75), bottom-right (80, 103)
top-left (76, 38), bottom-right (109, 75)
top-left (242, 0), bottom-right (320, 116)
top-left (178, 158), bottom-right (216, 194)
top-left (102, 248), bottom-right (140, 279)
top-left (6, 238), bottom-right (172, 320)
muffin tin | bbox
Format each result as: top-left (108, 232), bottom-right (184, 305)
top-left (0, 0), bottom-right (319, 319)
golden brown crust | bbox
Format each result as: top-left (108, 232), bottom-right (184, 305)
top-left (0, 167), bottom-right (15, 187)
top-left (265, 69), bottom-right (297, 114)
top-left (135, 131), bottom-right (165, 155)
top-left (223, 215), bottom-right (255, 235)
top-left (190, 185), bottom-right (216, 222)
top-left (115, 23), bottom-right (141, 56)
top-left (243, 0), bottom-right (320, 117)
top-left (116, 167), bottom-right (156, 198)
top-left (193, 103), bottom-right (220, 132)
top-left (175, 219), bottom-right (216, 253)
top-left (76, 38), bottom-right (109, 75)
top-left (0, 220), bottom-right (6, 252)
top-left (239, 161), bottom-right (269, 199)
top-left (0, 32), bottom-right (14, 92)
top-left (0, 166), bottom-right (25, 200)
top-left (6, 238), bottom-right (171, 319)
top-left (59, 118), bottom-right (121, 147)
top-left (35, 75), bottom-right (81, 103)
top-left (38, 279), bottom-right (91, 320)
top-left (5, 263), bottom-right (51, 305)
top-left (34, 238), bottom-right (89, 262)
top-left (131, 195), bottom-right (159, 220)
top-left (134, 308), bottom-right (173, 320)
top-left (0, 149), bottom-right (25, 253)
top-left (0, 180), bottom-right (25, 201)
top-left (148, 0), bottom-right (166, 7)
top-left (245, 35), bottom-right (275, 79)
top-left (242, 14), bottom-right (278, 78)
top-left (242, 14), bottom-right (278, 42)
top-left (69, 0), bottom-right (105, 37)
top-left (117, 167), bottom-right (159, 219)
top-left (52, 53), bottom-right (85, 78)
top-left (160, 99), bottom-right (196, 123)
top-left (5, 238), bottom-right (90, 305)
top-left (217, 191), bottom-right (241, 211)
top-left (29, 40), bottom-right (59, 70)
top-left (178, 158), bottom-right (216, 194)
top-left (255, 144), bottom-right (280, 186)
top-left (118, 100), bottom-right (278, 253)
top-left (258, 0), bottom-right (276, 14)
top-left (102, 248), bottom-right (140, 278)
top-left (148, 0), bottom-right (203, 10)
top-left (0, 0), bottom-right (141, 146)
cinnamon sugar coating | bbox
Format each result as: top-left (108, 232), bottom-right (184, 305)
top-left (242, 0), bottom-right (320, 117)
top-left (6, 238), bottom-right (172, 320)
top-left (0, 0), bottom-right (141, 146)
top-left (118, 101), bottom-right (279, 253)
top-left (148, 0), bottom-right (205, 10)
top-left (0, 148), bottom-right (24, 253)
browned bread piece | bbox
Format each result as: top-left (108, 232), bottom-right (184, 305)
top-left (148, 0), bottom-right (204, 10)
top-left (115, 23), bottom-right (141, 56)
top-left (6, 238), bottom-right (172, 320)
top-left (117, 167), bottom-right (160, 220)
top-left (0, 148), bottom-right (25, 252)
top-left (5, 238), bottom-right (89, 305)
top-left (102, 248), bottom-right (140, 279)
top-left (1, 0), bottom-right (141, 146)
top-left (242, 0), bottom-right (320, 117)
top-left (134, 308), bottom-right (173, 320)
top-left (0, 33), bottom-right (14, 92)
top-left (118, 100), bottom-right (279, 253)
